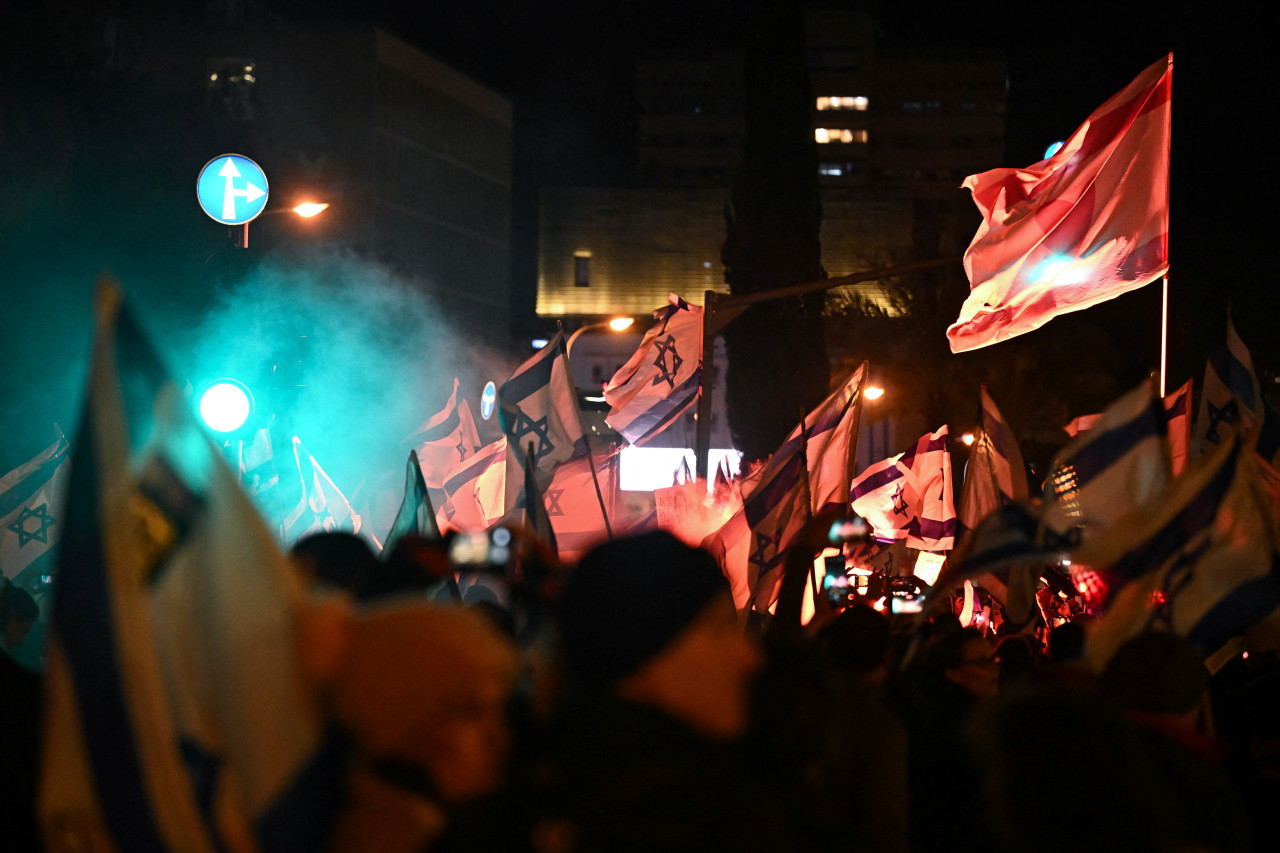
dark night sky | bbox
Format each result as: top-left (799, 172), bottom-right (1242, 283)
top-left (0, 0), bottom-right (1274, 474)
top-left (358, 0), bottom-right (1273, 300)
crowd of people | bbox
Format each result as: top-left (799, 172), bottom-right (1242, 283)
top-left (4, 519), bottom-right (1279, 852)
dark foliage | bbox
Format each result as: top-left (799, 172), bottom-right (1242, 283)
top-left (720, 0), bottom-right (828, 464)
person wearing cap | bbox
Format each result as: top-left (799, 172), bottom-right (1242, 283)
top-left (465, 530), bottom-right (789, 852)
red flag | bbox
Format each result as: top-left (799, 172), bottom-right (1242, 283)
top-left (948, 55), bottom-right (1171, 353)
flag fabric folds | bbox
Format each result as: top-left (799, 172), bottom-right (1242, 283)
top-left (405, 378), bottom-right (483, 489)
top-left (706, 363), bottom-right (866, 613)
top-left (849, 426), bottom-right (957, 551)
top-left (925, 501), bottom-right (1054, 616)
top-left (1062, 379), bottom-right (1192, 476)
top-left (384, 450), bottom-right (442, 551)
top-left (438, 437), bottom-right (521, 533)
top-left (498, 332), bottom-right (588, 484)
top-left (283, 436), bottom-right (375, 547)
top-left (519, 442), bottom-right (558, 556)
top-left (948, 54), bottom-right (1172, 353)
top-left (1079, 434), bottom-right (1280, 671)
top-left (541, 454), bottom-right (617, 563)
top-left (236, 426), bottom-right (284, 532)
top-left (958, 386), bottom-right (1028, 540)
top-left (1164, 379), bottom-right (1193, 476)
top-left (604, 293), bottom-right (702, 445)
top-left (1, 429), bottom-right (70, 585)
top-left (40, 282), bottom-right (334, 853)
top-left (1041, 380), bottom-right (1171, 548)
top-left (1195, 317), bottom-right (1264, 454)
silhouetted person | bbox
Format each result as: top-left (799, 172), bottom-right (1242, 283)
top-left (1100, 632), bottom-right (1253, 853)
top-left (811, 605), bottom-right (909, 852)
top-left (445, 531), bottom-right (785, 852)
top-left (299, 596), bottom-right (517, 853)
top-left (290, 531), bottom-right (380, 597)
top-left (994, 633), bottom-right (1039, 690)
top-left (1048, 619), bottom-right (1087, 666)
top-left (909, 627), bottom-right (1001, 853)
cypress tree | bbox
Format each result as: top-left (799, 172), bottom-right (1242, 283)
top-left (721, 0), bottom-right (828, 464)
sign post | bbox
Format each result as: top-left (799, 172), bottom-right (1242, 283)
top-left (196, 154), bottom-right (270, 247)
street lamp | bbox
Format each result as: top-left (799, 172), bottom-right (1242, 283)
top-left (292, 202), bottom-right (329, 218)
top-left (236, 201), bottom-right (330, 248)
top-left (563, 317), bottom-right (639, 412)
top-left (565, 316), bottom-right (636, 360)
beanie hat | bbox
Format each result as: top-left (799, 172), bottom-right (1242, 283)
top-left (557, 530), bottom-right (728, 689)
top-left (1099, 631), bottom-right (1207, 714)
top-left (299, 595), bottom-right (516, 759)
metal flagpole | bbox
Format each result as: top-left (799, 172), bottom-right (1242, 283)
top-left (1160, 275), bottom-right (1169, 397)
top-left (1160, 56), bottom-right (1172, 399)
top-left (557, 321), bottom-right (614, 540)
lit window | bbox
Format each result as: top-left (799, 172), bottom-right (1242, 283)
top-left (816, 96), bottom-right (869, 111)
top-left (573, 252), bottom-right (591, 288)
top-left (819, 163), bottom-right (844, 176)
top-left (903, 102), bottom-right (923, 114)
top-left (815, 128), bottom-right (868, 144)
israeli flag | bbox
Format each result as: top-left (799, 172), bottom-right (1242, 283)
top-left (40, 281), bottom-right (341, 853)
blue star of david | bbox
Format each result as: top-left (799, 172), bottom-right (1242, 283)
top-left (545, 488), bottom-right (564, 517)
top-left (8, 503), bottom-right (56, 547)
top-left (455, 437), bottom-right (466, 458)
top-left (749, 531), bottom-right (775, 570)
top-left (891, 484), bottom-right (909, 517)
top-left (1205, 399), bottom-right (1238, 443)
top-left (514, 412), bottom-right (555, 464)
top-left (651, 335), bottom-right (683, 389)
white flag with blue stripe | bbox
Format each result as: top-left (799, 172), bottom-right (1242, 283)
top-left (40, 281), bottom-right (339, 853)
top-left (282, 436), bottom-right (379, 550)
top-left (705, 363), bottom-right (865, 613)
top-left (604, 294), bottom-right (702, 445)
top-left (958, 386), bottom-right (1028, 541)
top-left (498, 332), bottom-right (587, 483)
top-left (1080, 433), bottom-right (1280, 672)
top-left (1041, 380), bottom-right (1170, 550)
top-left (850, 427), bottom-right (957, 551)
top-left (1, 429), bottom-right (70, 586)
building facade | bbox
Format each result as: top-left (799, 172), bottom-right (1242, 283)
top-left (536, 7), bottom-right (1005, 324)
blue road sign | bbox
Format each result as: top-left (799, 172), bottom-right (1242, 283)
top-left (480, 381), bottom-right (497, 420)
top-left (196, 154), bottom-right (269, 225)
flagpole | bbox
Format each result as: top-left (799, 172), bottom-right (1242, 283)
top-left (844, 361), bottom-right (869, 511)
top-left (1160, 275), bottom-right (1169, 397)
top-left (1160, 53), bottom-right (1172, 399)
top-left (798, 408), bottom-right (820, 602)
top-left (557, 321), bottom-right (614, 540)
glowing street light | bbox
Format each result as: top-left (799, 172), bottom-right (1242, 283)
top-left (961, 432), bottom-right (976, 446)
top-left (566, 317), bottom-right (639, 358)
top-left (864, 386), bottom-right (885, 400)
top-left (292, 202), bottom-right (329, 218)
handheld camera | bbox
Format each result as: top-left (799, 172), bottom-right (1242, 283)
top-left (446, 526), bottom-right (515, 572)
